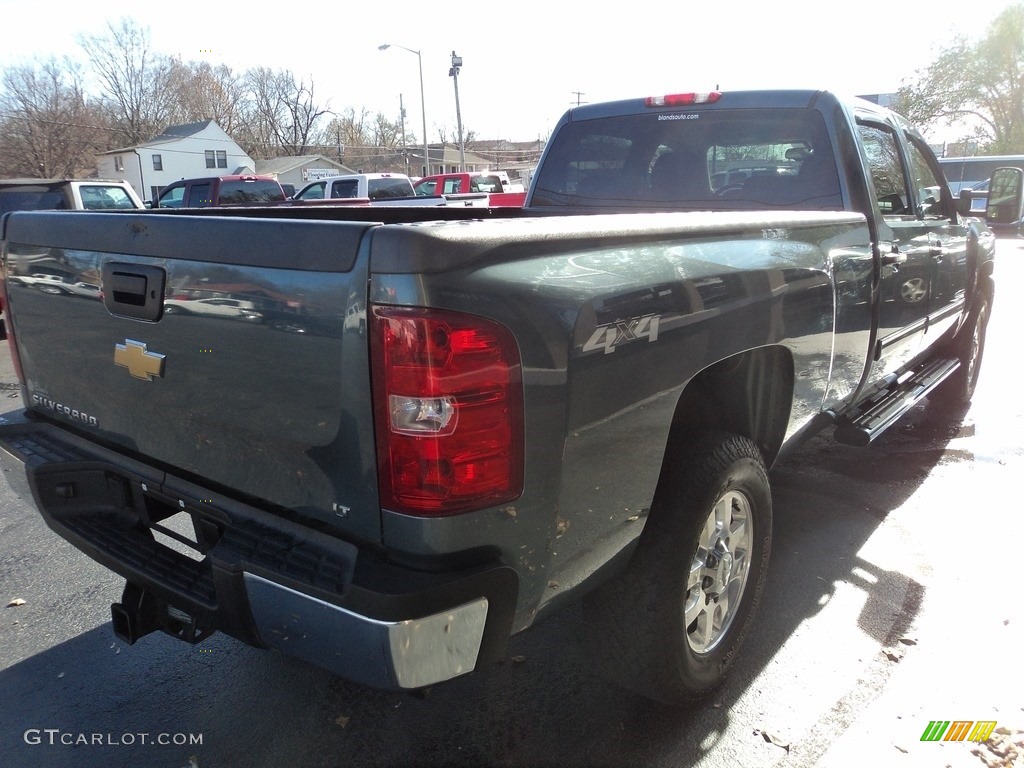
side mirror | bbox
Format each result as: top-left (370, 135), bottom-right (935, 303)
top-left (956, 188), bottom-right (974, 218)
top-left (986, 167), bottom-right (1024, 236)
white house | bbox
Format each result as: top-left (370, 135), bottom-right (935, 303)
top-left (96, 121), bottom-right (254, 205)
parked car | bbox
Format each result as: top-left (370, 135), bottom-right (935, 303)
top-left (0, 178), bottom-right (144, 214)
top-left (291, 173), bottom-right (462, 207)
top-left (413, 172), bottom-right (527, 206)
top-left (152, 175), bottom-right (286, 209)
top-left (294, 173), bottom-right (416, 201)
top-left (6, 273), bottom-right (102, 299)
top-left (414, 172), bottom-right (505, 195)
top-left (162, 297), bottom-right (262, 321)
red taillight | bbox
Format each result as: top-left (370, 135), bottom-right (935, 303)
top-left (371, 306), bottom-right (524, 516)
top-left (645, 92), bottom-right (722, 107)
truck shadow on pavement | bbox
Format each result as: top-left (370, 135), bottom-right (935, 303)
top-left (0, 398), bottom-right (973, 768)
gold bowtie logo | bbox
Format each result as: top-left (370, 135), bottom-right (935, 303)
top-left (114, 340), bottom-right (165, 381)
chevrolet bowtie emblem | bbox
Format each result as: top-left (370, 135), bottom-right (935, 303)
top-left (114, 339), bottom-right (166, 381)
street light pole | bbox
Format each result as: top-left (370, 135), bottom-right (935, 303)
top-left (449, 51), bottom-right (466, 172)
top-left (379, 43), bottom-right (430, 176)
top-left (398, 93), bottom-right (408, 176)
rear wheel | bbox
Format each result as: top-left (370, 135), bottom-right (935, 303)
top-left (942, 292), bottom-right (990, 405)
top-left (582, 431), bottom-right (772, 704)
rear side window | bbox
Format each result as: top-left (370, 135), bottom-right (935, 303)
top-left (470, 175), bottom-right (502, 192)
top-left (218, 181), bottom-right (285, 204)
top-left (368, 178), bottom-right (414, 200)
top-left (0, 190), bottom-right (67, 214)
top-left (531, 108), bottom-right (842, 211)
top-left (191, 183), bottom-right (214, 207)
top-left (331, 180), bottom-right (360, 198)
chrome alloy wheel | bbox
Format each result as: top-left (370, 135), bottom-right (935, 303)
top-left (684, 490), bottom-right (753, 654)
top-left (901, 277), bottom-right (927, 304)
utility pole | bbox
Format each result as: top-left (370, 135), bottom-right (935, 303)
top-left (571, 91), bottom-right (587, 106)
top-left (399, 93), bottom-right (408, 175)
top-left (450, 51), bottom-right (466, 172)
top-left (378, 44), bottom-right (429, 176)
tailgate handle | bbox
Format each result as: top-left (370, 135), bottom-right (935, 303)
top-left (102, 263), bottom-right (166, 322)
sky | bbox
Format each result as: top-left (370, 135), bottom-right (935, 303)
top-left (0, 0), bottom-right (1017, 145)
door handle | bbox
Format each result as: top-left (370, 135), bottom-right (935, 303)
top-left (101, 263), bottom-right (166, 322)
top-left (880, 246), bottom-right (905, 266)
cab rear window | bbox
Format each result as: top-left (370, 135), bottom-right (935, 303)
top-left (531, 108), bottom-right (842, 211)
top-left (219, 181), bottom-right (285, 204)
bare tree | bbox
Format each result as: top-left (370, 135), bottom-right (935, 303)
top-left (0, 58), bottom-right (108, 177)
top-left (241, 67), bottom-right (330, 157)
top-left (171, 61), bottom-right (246, 134)
top-left (323, 108), bottom-right (369, 165)
top-left (77, 18), bottom-right (179, 145)
top-left (366, 112), bottom-right (405, 171)
top-left (897, 3), bottom-right (1024, 153)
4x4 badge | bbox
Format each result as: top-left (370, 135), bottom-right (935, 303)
top-left (114, 339), bottom-right (166, 381)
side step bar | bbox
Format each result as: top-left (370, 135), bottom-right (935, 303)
top-left (834, 357), bottom-right (960, 447)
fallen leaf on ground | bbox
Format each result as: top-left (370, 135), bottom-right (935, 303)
top-left (7, 598), bottom-right (26, 607)
top-left (334, 715), bottom-right (350, 729)
top-left (759, 730), bottom-right (791, 752)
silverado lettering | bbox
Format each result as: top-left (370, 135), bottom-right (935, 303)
top-left (1, 89), bottom-right (1014, 705)
top-left (30, 395), bottom-right (99, 427)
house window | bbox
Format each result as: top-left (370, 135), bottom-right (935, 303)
top-left (114, 156), bottom-right (124, 172)
top-left (205, 150), bottom-right (216, 169)
top-left (216, 150), bottom-right (227, 169)
top-left (152, 154), bottom-right (162, 171)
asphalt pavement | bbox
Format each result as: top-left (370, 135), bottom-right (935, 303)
top-left (0, 244), bottom-right (1022, 768)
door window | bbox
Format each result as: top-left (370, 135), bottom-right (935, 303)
top-left (158, 185), bottom-right (185, 208)
top-left (858, 124), bottom-right (912, 218)
top-left (906, 138), bottom-right (950, 219)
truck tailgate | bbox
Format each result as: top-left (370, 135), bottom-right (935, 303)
top-left (1, 211), bottom-right (381, 542)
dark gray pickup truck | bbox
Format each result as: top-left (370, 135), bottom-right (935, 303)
top-left (0, 90), bottom-right (1010, 704)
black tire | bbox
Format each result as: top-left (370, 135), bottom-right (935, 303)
top-left (942, 292), bottom-right (990, 405)
top-left (582, 431), bottom-right (772, 704)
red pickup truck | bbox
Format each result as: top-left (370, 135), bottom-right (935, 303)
top-left (413, 172), bottom-right (526, 206)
